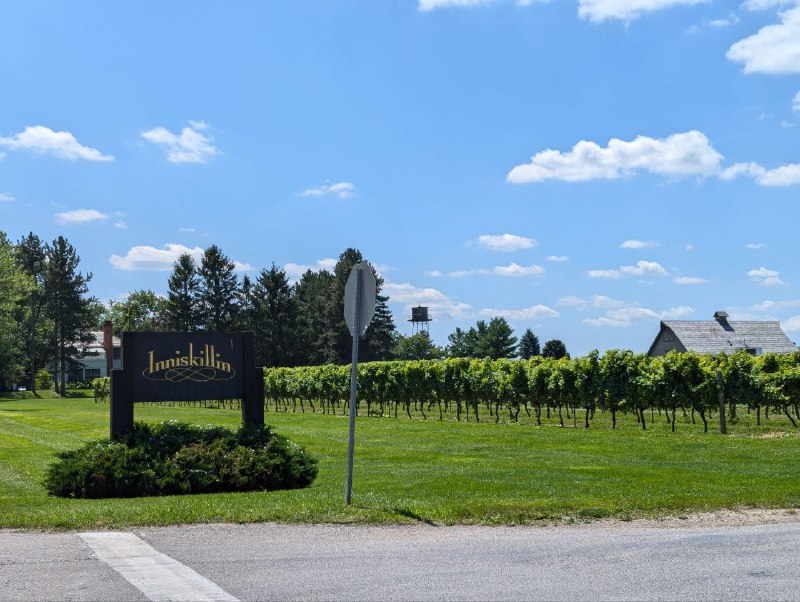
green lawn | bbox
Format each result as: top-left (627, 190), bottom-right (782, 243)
top-left (0, 392), bottom-right (798, 529)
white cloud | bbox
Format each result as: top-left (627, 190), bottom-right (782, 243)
top-left (493, 262), bottom-right (545, 276)
top-left (794, 90), bottom-right (800, 113)
top-left (141, 121), bottom-right (221, 164)
top-left (477, 233), bottom-right (537, 251)
top-left (620, 239), bottom-right (660, 249)
top-left (722, 161), bottom-right (800, 187)
top-left (110, 243), bottom-right (251, 272)
top-left (283, 258), bottom-right (338, 281)
top-left (546, 255), bottom-right (569, 262)
top-left (0, 126), bottom-right (114, 162)
top-left (684, 243), bottom-right (695, 251)
top-left (577, 0), bottom-right (707, 23)
top-left (510, 131), bottom-right (800, 187)
top-left (587, 269), bottom-right (622, 279)
top-left (479, 304), bottom-right (560, 320)
top-left (418, 0), bottom-right (494, 10)
top-left (447, 263), bottom-right (544, 277)
top-left (0, 192), bottom-right (14, 202)
top-left (742, 0), bottom-right (797, 10)
top-left (673, 276), bottom-right (708, 284)
top-left (592, 295), bottom-right (627, 309)
top-left (383, 281), bottom-right (472, 320)
top-left (557, 295), bottom-right (588, 307)
top-left (748, 267), bottom-right (786, 286)
top-left (113, 220), bottom-right (128, 230)
top-left (299, 181), bottom-right (356, 199)
top-left (178, 226), bottom-right (196, 233)
top-left (619, 260), bottom-right (668, 277)
top-left (426, 270), bottom-right (443, 277)
top-left (746, 242), bottom-right (767, 249)
top-left (783, 315), bottom-right (800, 332)
top-left (750, 299), bottom-right (800, 312)
top-left (726, 6), bottom-right (800, 74)
top-left (55, 209), bottom-right (109, 224)
top-left (584, 303), bottom-right (693, 327)
top-left (588, 260), bottom-right (668, 280)
top-left (507, 131), bottom-right (722, 184)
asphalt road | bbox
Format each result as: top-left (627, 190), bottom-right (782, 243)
top-left (2, 520), bottom-right (800, 601)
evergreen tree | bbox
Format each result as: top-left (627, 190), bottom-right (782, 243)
top-left (293, 268), bottom-right (338, 365)
top-left (236, 274), bottom-right (256, 331)
top-left (542, 339), bottom-right (569, 360)
top-left (252, 264), bottom-right (297, 367)
top-left (0, 232), bottom-right (31, 390)
top-left (445, 318), bottom-right (517, 359)
top-left (166, 253), bottom-right (201, 331)
top-left (44, 236), bottom-right (96, 395)
top-left (198, 245), bottom-right (239, 331)
top-left (446, 327), bottom-right (476, 358)
top-left (332, 248), bottom-right (396, 363)
top-left (518, 328), bottom-right (541, 359)
top-left (14, 233), bottom-right (48, 392)
top-left (473, 317), bottom-right (518, 359)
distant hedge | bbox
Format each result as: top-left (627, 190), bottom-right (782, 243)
top-left (44, 421), bottom-right (318, 498)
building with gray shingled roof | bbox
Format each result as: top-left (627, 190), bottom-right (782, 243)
top-left (648, 311), bottom-right (797, 357)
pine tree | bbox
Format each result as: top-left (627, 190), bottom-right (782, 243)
top-left (252, 264), bottom-right (297, 367)
top-left (294, 268), bottom-right (338, 365)
top-left (166, 253), bottom-right (201, 331)
top-left (474, 317), bottom-right (518, 359)
top-left (44, 236), bottom-right (96, 395)
top-left (14, 233), bottom-right (48, 392)
top-left (446, 327), bottom-right (476, 358)
top-left (198, 245), bottom-right (239, 331)
top-left (518, 328), bottom-right (541, 359)
top-left (332, 248), bottom-right (396, 363)
top-left (0, 232), bottom-right (31, 390)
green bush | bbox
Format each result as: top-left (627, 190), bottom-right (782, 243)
top-left (44, 421), bottom-right (318, 498)
top-left (34, 368), bottom-right (53, 391)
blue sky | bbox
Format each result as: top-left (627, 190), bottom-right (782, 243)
top-left (1, 0), bottom-right (799, 356)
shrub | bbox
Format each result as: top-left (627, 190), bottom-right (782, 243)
top-left (44, 421), bottom-right (318, 498)
top-left (35, 369), bottom-right (53, 391)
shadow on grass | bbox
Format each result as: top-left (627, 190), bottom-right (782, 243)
top-left (393, 507), bottom-right (439, 526)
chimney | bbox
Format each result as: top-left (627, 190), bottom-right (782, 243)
top-left (103, 320), bottom-right (113, 376)
top-left (714, 311), bottom-right (729, 323)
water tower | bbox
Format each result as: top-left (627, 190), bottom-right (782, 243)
top-left (408, 305), bottom-right (432, 334)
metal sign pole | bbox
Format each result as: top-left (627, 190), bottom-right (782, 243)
top-left (345, 267), bottom-right (362, 505)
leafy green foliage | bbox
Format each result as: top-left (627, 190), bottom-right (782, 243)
top-left (44, 421), bottom-right (318, 498)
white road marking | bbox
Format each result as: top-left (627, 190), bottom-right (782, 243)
top-left (80, 531), bottom-right (238, 602)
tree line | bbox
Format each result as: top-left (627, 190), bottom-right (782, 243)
top-left (1, 229), bottom-right (575, 393)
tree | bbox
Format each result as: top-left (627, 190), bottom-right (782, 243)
top-left (105, 290), bottom-right (168, 336)
top-left (166, 253), bottom-right (201, 331)
top-left (332, 248), bottom-right (396, 363)
top-left (446, 327), bottom-right (475, 358)
top-left (0, 232), bottom-right (31, 390)
top-left (445, 318), bottom-right (517, 359)
top-left (294, 268), bottom-right (338, 365)
top-left (198, 245), bottom-right (239, 331)
top-left (14, 233), bottom-right (48, 392)
top-left (474, 317), bottom-right (518, 359)
top-left (392, 331), bottom-right (443, 360)
top-left (252, 264), bottom-right (297, 367)
top-left (518, 328), bottom-right (540, 359)
top-left (542, 339), bottom-right (568, 360)
top-left (44, 236), bottom-right (96, 395)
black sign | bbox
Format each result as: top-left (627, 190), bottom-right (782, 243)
top-left (110, 331), bottom-right (264, 440)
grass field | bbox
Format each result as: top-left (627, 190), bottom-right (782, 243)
top-left (0, 392), bottom-right (798, 529)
